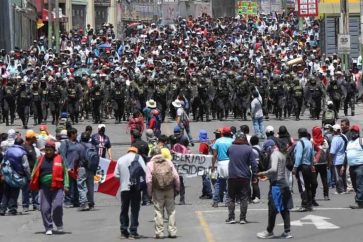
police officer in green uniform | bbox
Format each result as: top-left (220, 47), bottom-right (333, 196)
top-left (292, 78), bottom-right (304, 121)
top-left (111, 80), bottom-right (125, 124)
top-left (31, 80), bottom-right (43, 125)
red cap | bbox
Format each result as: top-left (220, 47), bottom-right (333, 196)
top-left (45, 140), bottom-right (56, 149)
top-left (222, 126), bottom-right (231, 135)
top-left (351, 125), bottom-right (360, 133)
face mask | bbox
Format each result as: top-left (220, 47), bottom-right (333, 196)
top-left (351, 132), bottom-right (359, 140)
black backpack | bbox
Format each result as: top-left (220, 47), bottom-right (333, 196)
top-left (286, 140), bottom-right (305, 171)
top-left (128, 154), bottom-right (145, 191)
top-left (252, 147), bottom-right (269, 172)
top-left (83, 144), bottom-right (100, 172)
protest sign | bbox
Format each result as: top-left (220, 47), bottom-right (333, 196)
top-left (172, 153), bottom-right (213, 177)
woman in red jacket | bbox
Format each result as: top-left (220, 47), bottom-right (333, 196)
top-left (30, 140), bottom-right (69, 235)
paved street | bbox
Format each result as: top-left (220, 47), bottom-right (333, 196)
top-left (1, 106), bottom-right (363, 242)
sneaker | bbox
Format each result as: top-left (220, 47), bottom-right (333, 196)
top-left (129, 233), bottom-right (141, 239)
top-left (252, 198), bottom-right (260, 204)
top-left (45, 230), bottom-right (53, 235)
top-left (79, 204), bottom-right (90, 211)
top-left (225, 218), bottom-right (236, 224)
top-left (312, 200), bottom-right (319, 206)
top-left (155, 234), bottom-right (164, 239)
top-left (297, 207), bottom-right (312, 212)
top-left (56, 226), bottom-right (63, 233)
top-left (350, 204), bottom-right (363, 209)
top-left (334, 191), bottom-right (346, 195)
top-left (212, 202), bottom-right (218, 208)
top-left (280, 231), bottom-right (293, 239)
top-left (121, 233), bottom-right (129, 239)
top-left (179, 201), bottom-right (186, 205)
top-left (168, 235), bottom-right (177, 239)
top-left (257, 231), bottom-right (274, 239)
top-left (324, 196), bottom-right (330, 201)
top-left (239, 219), bottom-right (247, 224)
top-left (23, 207), bottom-right (29, 213)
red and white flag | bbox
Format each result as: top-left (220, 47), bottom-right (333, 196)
top-left (94, 158), bottom-right (120, 196)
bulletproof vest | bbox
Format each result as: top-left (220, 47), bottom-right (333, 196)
top-left (32, 89), bottom-right (41, 102)
top-left (41, 89), bottom-right (48, 101)
top-left (113, 88), bottom-right (124, 100)
top-left (293, 85), bottom-right (303, 97)
top-left (93, 89), bottom-right (103, 101)
top-left (48, 88), bottom-right (59, 101)
top-left (310, 85), bottom-right (321, 98)
top-left (270, 85), bottom-right (279, 97)
top-left (5, 87), bottom-right (14, 99)
top-left (68, 88), bottom-right (77, 99)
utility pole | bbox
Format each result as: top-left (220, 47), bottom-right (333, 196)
top-left (340, 0), bottom-right (349, 71)
top-left (48, 0), bottom-right (53, 49)
top-left (55, 0), bottom-right (60, 54)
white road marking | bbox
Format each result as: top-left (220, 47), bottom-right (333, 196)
top-left (199, 207), bottom-right (350, 213)
top-left (279, 215), bottom-right (340, 229)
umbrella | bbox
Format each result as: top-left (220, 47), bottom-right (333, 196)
top-left (74, 68), bottom-right (93, 77)
top-left (128, 22), bottom-right (140, 28)
top-left (98, 43), bottom-right (111, 49)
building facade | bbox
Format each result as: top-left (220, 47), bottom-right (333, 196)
top-left (0, 0), bottom-right (37, 51)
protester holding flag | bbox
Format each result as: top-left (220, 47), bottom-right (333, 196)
top-left (30, 140), bottom-right (69, 235)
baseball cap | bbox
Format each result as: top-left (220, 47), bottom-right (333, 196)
top-left (128, 146), bottom-right (138, 153)
top-left (324, 124), bottom-right (332, 129)
top-left (332, 124), bottom-right (341, 131)
top-left (263, 139), bottom-right (276, 151)
top-left (265, 126), bottom-right (274, 133)
top-left (98, 124), bottom-right (106, 129)
top-left (222, 126), bottom-right (231, 135)
top-left (25, 130), bottom-right (38, 139)
top-left (351, 124), bottom-right (360, 132)
top-left (145, 129), bottom-right (155, 138)
top-left (7, 129), bottom-right (16, 140)
top-left (45, 140), bottom-right (56, 149)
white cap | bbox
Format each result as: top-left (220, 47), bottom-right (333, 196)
top-left (332, 124), bottom-right (341, 131)
top-left (265, 126), bottom-right (274, 133)
top-left (327, 100), bottom-right (333, 105)
top-left (98, 124), bottom-right (106, 129)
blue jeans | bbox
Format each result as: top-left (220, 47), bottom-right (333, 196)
top-left (77, 167), bottom-right (95, 206)
top-left (350, 164), bottom-right (363, 204)
top-left (22, 184), bottom-right (39, 209)
top-left (213, 177), bottom-right (227, 203)
top-left (252, 117), bottom-right (265, 137)
top-left (202, 175), bottom-right (213, 197)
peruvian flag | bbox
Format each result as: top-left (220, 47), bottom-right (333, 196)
top-left (94, 158), bottom-right (120, 196)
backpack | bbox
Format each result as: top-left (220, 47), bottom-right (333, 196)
top-left (286, 140), bottom-right (305, 171)
top-left (252, 147), bottom-right (269, 172)
top-left (84, 144), bottom-right (100, 172)
top-left (323, 110), bottom-right (335, 125)
top-left (152, 160), bottom-right (174, 190)
top-left (128, 154), bottom-right (145, 191)
top-left (278, 137), bottom-right (293, 154)
top-left (1, 160), bottom-right (27, 188)
top-left (56, 120), bottom-right (67, 134)
top-left (314, 145), bottom-right (327, 165)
